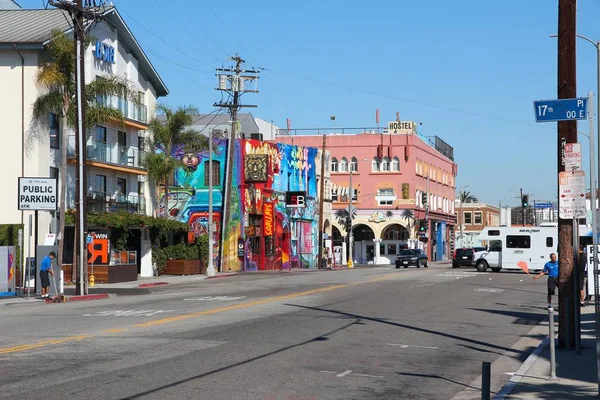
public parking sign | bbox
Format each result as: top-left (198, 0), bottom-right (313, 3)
top-left (18, 177), bottom-right (57, 211)
top-left (534, 98), bottom-right (588, 122)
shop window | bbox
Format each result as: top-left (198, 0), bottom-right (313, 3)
top-left (387, 244), bottom-right (397, 255)
top-left (380, 243), bottom-right (385, 255)
top-left (339, 157), bottom-right (348, 172)
top-left (474, 212), bottom-right (483, 224)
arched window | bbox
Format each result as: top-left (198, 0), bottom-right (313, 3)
top-left (372, 158), bottom-right (380, 172)
top-left (331, 157), bottom-right (338, 172)
top-left (391, 157), bottom-right (400, 172)
top-left (381, 157), bottom-right (389, 172)
top-left (350, 157), bottom-right (358, 172)
top-left (339, 157), bottom-right (348, 172)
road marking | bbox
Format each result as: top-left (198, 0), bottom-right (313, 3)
top-left (0, 335), bottom-right (90, 355)
top-left (183, 296), bottom-right (246, 301)
top-left (353, 373), bottom-right (384, 378)
top-left (102, 328), bottom-right (130, 333)
top-left (83, 310), bottom-right (175, 317)
top-left (320, 370), bottom-right (383, 379)
top-left (474, 288), bottom-right (504, 293)
top-left (337, 370), bottom-right (352, 377)
top-left (387, 343), bottom-right (438, 350)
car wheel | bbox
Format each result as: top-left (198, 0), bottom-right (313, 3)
top-left (491, 267), bottom-right (501, 273)
top-left (416, 260), bottom-right (421, 268)
top-left (452, 263), bottom-right (459, 268)
top-left (476, 260), bottom-right (488, 272)
top-left (396, 264), bottom-right (400, 269)
top-left (404, 265), bottom-right (408, 268)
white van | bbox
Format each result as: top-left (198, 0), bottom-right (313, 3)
top-left (473, 226), bottom-right (557, 272)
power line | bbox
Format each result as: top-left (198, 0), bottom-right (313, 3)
top-left (264, 76), bottom-right (314, 126)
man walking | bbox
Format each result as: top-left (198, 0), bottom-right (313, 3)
top-left (534, 253), bottom-right (559, 309)
top-left (40, 252), bottom-right (55, 298)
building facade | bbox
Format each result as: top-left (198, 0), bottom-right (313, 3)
top-left (0, 6), bottom-right (167, 272)
top-left (277, 121), bottom-right (457, 263)
top-left (454, 200), bottom-right (500, 248)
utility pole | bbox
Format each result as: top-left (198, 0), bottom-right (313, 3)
top-left (520, 188), bottom-right (525, 227)
top-left (557, 0), bottom-right (578, 349)
top-left (317, 134), bottom-right (327, 269)
top-left (50, 0), bottom-right (106, 295)
top-left (215, 56), bottom-right (259, 272)
top-left (348, 167), bottom-right (354, 268)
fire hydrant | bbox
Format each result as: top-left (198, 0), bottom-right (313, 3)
top-left (347, 259), bottom-right (354, 269)
top-left (89, 275), bottom-right (95, 288)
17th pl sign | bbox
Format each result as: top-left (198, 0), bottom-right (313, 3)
top-left (18, 177), bottom-right (57, 211)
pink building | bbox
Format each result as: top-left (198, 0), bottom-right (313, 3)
top-left (276, 122), bottom-right (457, 263)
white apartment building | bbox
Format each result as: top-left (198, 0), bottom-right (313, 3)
top-left (0, 6), bottom-right (168, 249)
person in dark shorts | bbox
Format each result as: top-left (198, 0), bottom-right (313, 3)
top-left (40, 252), bottom-right (55, 298)
top-left (534, 253), bottom-right (559, 309)
top-left (579, 244), bottom-right (588, 306)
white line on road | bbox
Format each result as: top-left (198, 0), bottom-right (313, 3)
top-left (183, 296), bottom-right (246, 301)
top-left (337, 370), bottom-right (352, 377)
top-left (82, 310), bottom-right (174, 317)
top-left (474, 288), bottom-right (504, 293)
top-left (353, 373), bottom-right (384, 378)
top-left (387, 343), bottom-right (439, 350)
top-left (320, 370), bottom-right (383, 379)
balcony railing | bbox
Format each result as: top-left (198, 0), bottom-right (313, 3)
top-left (87, 191), bottom-right (146, 215)
top-left (96, 95), bottom-right (148, 124)
top-left (68, 136), bottom-right (145, 169)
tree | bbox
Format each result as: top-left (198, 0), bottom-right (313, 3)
top-left (401, 209), bottom-right (415, 238)
top-left (334, 207), bottom-right (357, 234)
top-left (385, 210), bottom-right (394, 220)
top-left (460, 191), bottom-right (478, 203)
top-left (33, 30), bottom-right (136, 283)
top-left (145, 104), bottom-right (207, 218)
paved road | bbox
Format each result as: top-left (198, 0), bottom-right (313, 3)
top-left (0, 266), bottom-right (549, 400)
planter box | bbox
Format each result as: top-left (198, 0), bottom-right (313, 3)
top-left (163, 259), bottom-right (204, 275)
top-left (61, 264), bottom-right (138, 284)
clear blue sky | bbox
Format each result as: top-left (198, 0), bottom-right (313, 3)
top-left (18, 0), bottom-right (600, 206)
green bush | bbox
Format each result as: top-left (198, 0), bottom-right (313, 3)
top-left (152, 243), bottom-right (200, 273)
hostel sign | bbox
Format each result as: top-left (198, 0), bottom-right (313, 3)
top-left (18, 177), bottom-right (57, 211)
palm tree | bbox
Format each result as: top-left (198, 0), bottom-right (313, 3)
top-left (385, 210), bottom-right (394, 220)
top-left (33, 30), bottom-right (136, 283)
top-left (460, 190), bottom-right (478, 203)
top-left (401, 209), bottom-right (415, 238)
top-left (145, 104), bottom-right (207, 217)
top-left (334, 207), bottom-right (357, 233)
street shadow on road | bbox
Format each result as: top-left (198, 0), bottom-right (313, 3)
top-left (121, 320), bottom-right (360, 399)
top-left (396, 372), bottom-right (488, 393)
top-left (467, 308), bottom-right (545, 326)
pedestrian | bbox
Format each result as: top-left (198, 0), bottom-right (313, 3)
top-left (533, 253), bottom-right (559, 309)
top-left (40, 252), bottom-right (55, 298)
top-left (580, 244), bottom-right (589, 306)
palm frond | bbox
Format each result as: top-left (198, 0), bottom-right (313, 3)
top-left (85, 104), bottom-right (125, 128)
top-left (86, 75), bottom-right (135, 99)
top-left (32, 91), bottom-right (63, 120)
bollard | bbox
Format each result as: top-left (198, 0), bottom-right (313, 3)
top-left (481, 361), bottom-right (491, 400)
top-left (59, 270), bottom-right (64, 294)
top-left (549, 307), bottom-right (557, 379)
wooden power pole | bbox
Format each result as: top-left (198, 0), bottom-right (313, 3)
top-left (317, 134), bottom-right (326, 269)
top-left (557, 0), bottom-right (578, 349)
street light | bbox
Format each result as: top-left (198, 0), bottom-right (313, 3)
top-left (457, 184), bottom-right (472, 248)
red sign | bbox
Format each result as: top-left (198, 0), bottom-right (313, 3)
top-left (264, 202), bottom-right (274, 236)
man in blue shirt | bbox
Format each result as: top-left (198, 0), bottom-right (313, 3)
top-left (534, 253), bottom-right (559, 309)
top-left (39, 252), bottom-right (55, 298)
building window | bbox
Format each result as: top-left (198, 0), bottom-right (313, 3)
top-left (380, 243), bottom-right (385, 255)
top-left (387, 244), bottom-right (397, 255)
top-left (138, 136), bottom-right (145, 151)
top-left (118, 130), bottom-right (127, 147)
top-left (117, 178), bottom-right (127, 195)
top-left (138, 181), bottom-right (145, 196)
top-left (378, 188), bottom-right (394, 196)
top-left (96, 126), bottom-right (107, 143)
top-left (381, 157), bottom-right (389, 172)
top-left (372, 158), bottom-right (380, 172)
top-left (350, 157), bottom-right (357, 172)
top-left (332, 188), bottom-right (338, 202)
top-left (49, 113), bottom-right (59, 149)
top-left (351, 188), bottom-right (357, 202)
top-left (204, 160), bottom-right (221, 186)
top-left (50, 167), bottom-right (59, 180)
top-left (95, 174), bottom-right (106, 194)
top-left (331, 157), bottom-right (338, 172)
top-left (474, 211), bottom-right (483, 224)
top-left (339, 157), bottom-right (348, 172)
top-left (391, 157), bottom-right (399, 172)
top-left (463, 212), bottom-right (472, 225)
top-left (378, 200), bottom-right (394, 206)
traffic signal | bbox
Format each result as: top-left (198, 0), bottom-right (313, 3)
top-left (419, 219), bottom-right (428, 232)
top-left (521, 194), bottom-right (529, 207)
top-left (421, 192), bottom-right (427, 206)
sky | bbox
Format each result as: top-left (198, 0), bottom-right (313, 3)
top-left (17, 0), bottom-right (600, 207)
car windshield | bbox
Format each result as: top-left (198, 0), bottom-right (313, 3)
top-left (400, 250), bottom-right (419, 256)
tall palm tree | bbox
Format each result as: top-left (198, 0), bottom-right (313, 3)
top-left (401, 209), bottom-right (415, 238)
top-left (334, 207), bottom-right (357, 233)
top-left (145, 104), bottom-right (207, 217)
top-left (460, 190), bottom-right (478, 203)
top-left (33, 30), bottom-right (136, 282)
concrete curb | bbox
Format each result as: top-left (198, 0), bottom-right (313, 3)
top-left (138, 282), bottom-right (169, 288)
top-left (206, 273), bottom-right (239, 280)
top-left (493, 336), bottom-right (550, 400)
top-left (62, 293), bottom-right (111, 302)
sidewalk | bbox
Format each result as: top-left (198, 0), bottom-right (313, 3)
top-left (498, 305), bottom-right (598, 399)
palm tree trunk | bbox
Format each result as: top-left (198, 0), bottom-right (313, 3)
top-left (57, 108), bottom-right (71, 284)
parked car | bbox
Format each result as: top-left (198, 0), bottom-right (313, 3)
top-left (452, 247), bottom-right (486, 268)
top-left (396, 249), bottom-right (428, 268)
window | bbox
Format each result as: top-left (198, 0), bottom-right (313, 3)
top-left (138, 181), bottom-right (145, 196)
top-left (463, 212), bottom-right (472, 224)
top-left (95, 174), bottom-right (106, 194)
top-left (332, 188), bottom-right (338, 202)
top-left (378, 200), bottom-right (394, 206)
top-left (339, 157), bottom-right (348, 172)
top-left (331, 158), bottom-right (338, 172)
top-left (474, 211), bottom-right (482, 224)
top-left (507, 235), bottom-right (531, 249)
top-left (546, 237), bottom-right (554, 247)
top-left (380, 243), bottom-right (385, 255)
top-left (378, 188), bottom-right (394, 196)
top-left (381, 157), bottom-right (389, 172)
top-left (49, 113), bottom-right (59, 149)
top-left (204, 160), bottom-right (221, 186)
top-left (138, 136), bottom-right (145, 152)
top-left (351, 188), bottom-right (357, 202)
top-left (96, 126), bottom-right (107, 143)
top-left (387, 244), bottom-right (397, 255)
top-left (350, 157), bottom-right (357, 172)
top-left (488, 230), bottom-right (500, 236)
top-left (372, 158), bottom-right (380, 172)
top-left (117, 178), bottom-right (127, 195)
top-left (391, 157), bottom-right (399, 172)
top-left (118, 131), bottom-right (127, 147)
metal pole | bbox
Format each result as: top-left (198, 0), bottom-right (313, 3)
top-left (460, 190), bottom-right (463, 247)
top-left (75, 31), bottom-right (85, 296)
top-left (549, 307), bottom-right (557, 379)
top-left (481, 361), bottom-right (491, 400)
top-left (426, 174), bottom-right (430, 255)
top-left (573, 217), bottom-right (581, 354)
top-left (18, 228), bottom-right (22, 296)
top-left (348, 168), bottom-right (353, 267)
top-left (34, 210), bottom-right (38, 294)
top-left (207, 129), bottom-right (215, 276)
top-left (595, 44), bottom-right (600, 395)
top-left (27, 214), bottom-right (31, 300)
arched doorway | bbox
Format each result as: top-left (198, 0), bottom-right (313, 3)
top-left (352, 224), bottom-right (376, 264)
top-left (379, 224), bottom-right (410, 263)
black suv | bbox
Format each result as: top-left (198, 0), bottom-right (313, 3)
top-left (452, 247), bottom-right (485, 268)
top-left (396, 249), bottom-right (428, 268)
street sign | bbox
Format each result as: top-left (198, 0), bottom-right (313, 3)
top-left (86, 234), bottom-right (93, 244)
top-left (564, 142), bottom-right (582, 171)
top-left (559, 170), bottom-right (586, 219)
top-left (534, 202), bottom-right (553, 209)
top-left (18, 177), bottom-right (57, 211)
top-left (534, 98), bottom-right (588, 122)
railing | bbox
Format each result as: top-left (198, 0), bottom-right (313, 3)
top-left (96, 95), bottom-right (148, 124)
top-left (87, 191), bottom-right (146, 214)
top-left (68, 136), bottom-right (144, 169)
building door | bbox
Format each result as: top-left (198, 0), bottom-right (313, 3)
top-left (366, 244), bottom-right (374, 262)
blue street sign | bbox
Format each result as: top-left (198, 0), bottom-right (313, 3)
top-left (533, 97), bottom-right (588, 122)
top-left (86, 234), bottom-right (93, 244)
top-left (534, 202), bottom-right (553, 209)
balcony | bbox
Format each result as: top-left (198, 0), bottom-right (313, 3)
top-left (87, 191), bottom-right (146, 215)
top-left (68, 136), bottom-right (146, 172)
top-left (96, 95), bottom-right (148, 125)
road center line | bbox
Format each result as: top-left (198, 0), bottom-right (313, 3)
top-left (337, 370), bottom-right (352, 377)
top-left (0, 335), bottom-right (90, 355)
top-left (387, 343), bottom-right (439, 350)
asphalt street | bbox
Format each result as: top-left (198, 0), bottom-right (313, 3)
top-left (0, 265), bottom-right (549, 400)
